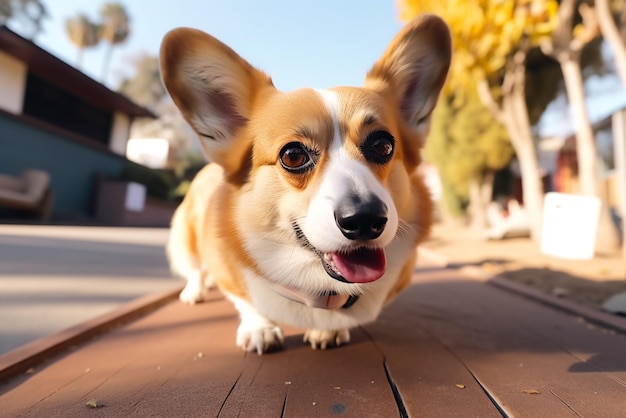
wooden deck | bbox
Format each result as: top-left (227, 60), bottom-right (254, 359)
top-left (1, 260), bottom-right (626, 417)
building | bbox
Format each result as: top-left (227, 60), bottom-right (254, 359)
top-left (0, 25), bottom-right (157, 222)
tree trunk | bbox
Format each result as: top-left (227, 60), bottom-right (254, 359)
top-left (502, 95), bottom-right (544, 242)
top-left (595, 0), bottom-right (626, 87)
top-left (77, 47), bottom-right (83, 69)
top-left (559, 53), bottom-right (620, 254)
top-left (541, 0), bottom-right (620, 254)
top-left (559, 56), bottom-right (599, 197)
top-left (467, 172), bottom-right (495, 231)
top-left (467, 177), bottom-right (483, 230)
top-left (102, 43), bottom-right (114, 84)
top-left (538, 0), bottom-right (599, 197)
top-left (477, 57), bottom-right (544, 241)
top-left (439, 176), bottom-right (467, 225)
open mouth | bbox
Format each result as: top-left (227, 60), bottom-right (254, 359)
top-left (292, 222), bottom-right (386, 284)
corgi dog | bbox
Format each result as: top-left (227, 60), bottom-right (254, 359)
top-left (161, 14), bottom-right (451, 354)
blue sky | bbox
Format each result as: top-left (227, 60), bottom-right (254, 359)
top-left (32, 0), bottom-right (405, 91)
top-left (10, 0), bottom-right (626, 136)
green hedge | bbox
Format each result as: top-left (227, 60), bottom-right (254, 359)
top-left (119, 163), bottom-right (175, 201)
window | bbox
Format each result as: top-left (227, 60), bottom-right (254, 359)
top-left (22, 72), bottom-right (112, 145)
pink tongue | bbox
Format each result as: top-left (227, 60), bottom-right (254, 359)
top-left (330, 248), bottom-right (386, 283)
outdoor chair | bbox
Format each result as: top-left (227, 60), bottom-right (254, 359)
top-left (0, 169), bottom-right (53, 221)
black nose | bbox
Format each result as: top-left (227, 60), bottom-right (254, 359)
top-left (334, 194), bottom-right (388, 241)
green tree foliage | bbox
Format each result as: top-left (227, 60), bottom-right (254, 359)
top-left (525, 48), bottom-right (563, 125)
top-left (120, 163), bottom-right (173, 201)
top-left (427, 91), bottom-right (513, 223)
top-left (117, 54), bottom-right (165, 109)
top-left (400, 0), bottom-right (559, 239)
top-left (522, 39), bottom-right (600, 124)
top-left (399, 0), bottom-right (559, 93)
top-left (0, 0), bottom-right (47, 39)
top-left (401, 1), bottom-right (613, 238)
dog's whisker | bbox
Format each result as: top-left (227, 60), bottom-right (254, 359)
top-left (394, 221), bottom-right (415, 239)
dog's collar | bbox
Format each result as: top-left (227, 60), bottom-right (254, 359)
top-left (270, 284), bottom-right (359, 310)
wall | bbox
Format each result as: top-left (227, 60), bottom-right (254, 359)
top-left (109, 111), bottom-right (131, 156)
top-left (0, 51), bottom-right (26, 114)
top-left (0, 111), bottom-right (127, 220)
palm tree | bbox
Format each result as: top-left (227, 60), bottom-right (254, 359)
top-left (1, 0), bottom-right (47, 39)
top-left (99, 2), bottom-right (130, 83)
top-left (65, 13), bottom-right (100, 68)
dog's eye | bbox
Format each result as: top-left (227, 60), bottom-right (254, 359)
top-left (361, 131), bottom-right (394, 164)
top-left (279, 142), bottom-right (314, 173)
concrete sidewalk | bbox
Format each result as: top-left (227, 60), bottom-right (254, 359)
top-left (421, 223), bottom-right (626, 310)
top-left (0, 225), bottom-right (181, 355)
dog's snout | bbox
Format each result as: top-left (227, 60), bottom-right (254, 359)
top-left (334, 194), bottom-right (388, 241)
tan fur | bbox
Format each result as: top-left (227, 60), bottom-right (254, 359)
top-left (162, 14), bottom-right (450, 353)
top-left (168, 164), bottom-right (252, 300)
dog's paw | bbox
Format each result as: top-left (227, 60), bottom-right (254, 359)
top-left (178, 271), bottom-right (211, 305)
top-left (178, 283), bottom-right (210, 305)
top-left (236, 322), bottom-right (284, 355)
top-left (303, 328), bottom-right (350, 350)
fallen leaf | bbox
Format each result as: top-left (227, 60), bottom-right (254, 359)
top-left (551, 287), bottom-right (570, 297)
top-left (85, 399), bottom-right (104, 408)
top-left (522, 389), bottom-right (540, 395)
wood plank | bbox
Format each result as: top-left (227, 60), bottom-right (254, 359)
top-left (0, 292), bottom-right (405, 417)
top-left (2, 262), bottom-right (624, 417)
top-left (0, 293), bottom-right (247, 417)
top-left (218, 327), bottom-right (401, 418)
top-left (364, 292), bottom-right (502, 417)
top-left (405, 267), bottom-right (626, 417)
top-left (280, 327), bottom-right (400, 418)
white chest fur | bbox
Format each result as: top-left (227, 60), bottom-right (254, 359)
top-left (242, 236), bottom-right (415, 331)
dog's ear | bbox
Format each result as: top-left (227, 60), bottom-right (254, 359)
top-left (160, 28), bottom-right (273, 179)
top-left (365, 14), bottom-right (451, 140)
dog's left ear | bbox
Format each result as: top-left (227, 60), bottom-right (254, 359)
top-left (365, 14), bottom-right (451, 140)
top-left (160, 28), bottom-right (274, 181)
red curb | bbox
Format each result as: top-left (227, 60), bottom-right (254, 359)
top-left (488, 276), bottom-right (626, 334)
top-left (0, 286), bottom-right (182, 383)
top-left (420, 245), bottom-right (626, 334)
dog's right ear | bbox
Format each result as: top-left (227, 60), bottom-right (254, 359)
top-left (160, 28), bottom-right (273, 177)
